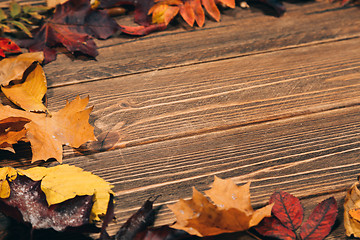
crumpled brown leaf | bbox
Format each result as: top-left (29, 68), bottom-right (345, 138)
top-left (167, 176), bottom-right (273, 237)
top-left (0, 52), bottom-right (44, 86)
top-left (344, 182), bottom-right (360, 237)
top-left (0, 96), bottom-right (96, 163)
top-left (1, 63), bottom-right (48, 112)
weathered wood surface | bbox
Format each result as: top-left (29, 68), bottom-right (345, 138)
top-left (0, 0), bottom-right (360, 239)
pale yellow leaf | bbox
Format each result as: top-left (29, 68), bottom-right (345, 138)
top-left (1, 63), bottom-right (47, 112)
top-left (0, 52), bottom-right (44, 86)
top-left (19, 164), bottom-right (113, 222)
top-left (47, 0), bottom-right (67, 8)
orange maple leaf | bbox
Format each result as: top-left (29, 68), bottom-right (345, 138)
top-left (149, 0), bottom-right (235, 27)
top-left (0, 96), bottom-right (96, 163)
top-left (168, 176), bottom-right (273, 237)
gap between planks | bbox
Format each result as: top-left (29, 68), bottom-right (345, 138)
top-left (47, 35), bottom-right (360, 89)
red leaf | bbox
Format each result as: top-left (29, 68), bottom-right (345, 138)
top-left (18, 0), bottom-right (118, 63)
top-left (119, 24), bottom-right (167, 36)
top-left (100, 0), bottom-right (155, 26)
top-left (255, 217), bottom-right (296, 240)
top-left (0, 38), bottom-right (21, 57)
top-left (134, 225), bottom-right (190, 240)
top-left (299, 197), bottom-right (337, 240)
top-left (270, 191), bottom-right (303, 231)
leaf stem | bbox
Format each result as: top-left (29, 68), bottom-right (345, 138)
top-left (246, 230), bottom-right (263, 240)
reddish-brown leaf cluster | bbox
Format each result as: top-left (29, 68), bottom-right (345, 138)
top-left (18, 0), bottom-right (119, 63)
top-left (255, 191), bottom-right (338, 240)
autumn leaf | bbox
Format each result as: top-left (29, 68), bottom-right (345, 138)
top-left (255, 191), bottom-right (337, 240)
top-left (344, 182), bottom-right (360, 237)
top-left (0, 165), bottom-right (114, 233)
top-left (100, 0), bottom-right (155, 26)
top-left (270, 191), bottom-right (303, 231)
top-left (0, 117), bottom-right (29, 153)
top-left (0, 96), bottom-right (96, 163)
top-left (149, 0), bottom-right (235, 27)
top-left (0, 52), bottom-right (44, 86)
top-left (19, 0), bottom-right (119, 63)
top-left (299, 197), bottom-right (337, 240)
top-left (113, 197), bottom-right (190, 240)
top-left (0, 37), bottom-right (21, 58)
top-left (1, 63), bottom-right (48, 112)
top-left (115, 197), bottom-right (160, 239)
top-left (168, 176), bottom-right (273, 237)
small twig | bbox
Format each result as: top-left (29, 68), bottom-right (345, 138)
top-left (246, 230), bottom-right (263, 240)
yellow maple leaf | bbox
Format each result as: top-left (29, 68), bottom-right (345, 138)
top-left (168, 176), bottom-right (273, 237)
top-left (0, 96), bottom-right (96, 163)
top-left (344, 182), bottom-right (360, 237)
top-left (0, 52), bottom-right (44, 86)
top-left (0, 167), bottom-right (17, 198)
top-left (1, 63), bottom-right (47, 113)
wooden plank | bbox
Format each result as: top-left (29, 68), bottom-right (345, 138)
top-left (40, 38), bottom-right (360, 151)
top-left (43, 2), bottom-right (360, 86)
top-left (48, 105), bottom-right (360, 236)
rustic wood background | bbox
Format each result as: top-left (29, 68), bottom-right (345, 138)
top-left (0, 0), bottom-right (360, 239)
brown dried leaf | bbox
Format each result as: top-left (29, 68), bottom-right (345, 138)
top-left (344, 182), bottom-right (360, 237)
top-left (0, 52), bottom-right (44, 86)
top-left (0, 117), bottom-right (30, 152)
top-left (168, 176), bottom-right (273, 237)
top-left (0, 96), bottom-right (96, 163)
top-left (1, 63), bottom-right (47, 113)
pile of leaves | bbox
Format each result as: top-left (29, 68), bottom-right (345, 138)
top-left (0, 52), bottom-right (96, 163)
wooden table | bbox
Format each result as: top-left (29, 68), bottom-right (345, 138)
top-left (1, 1), bottom-right (360, 239)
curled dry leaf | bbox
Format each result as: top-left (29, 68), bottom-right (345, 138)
top-left (0, 52), bottom-right (44, 86)
top-left (0, 165), bottom-right (114, 231)
top-left (0, 96), bottom-right (96, 163)
top-left (1, 63), bottom-right (47, 112)
top-left (344, 182), bottom-right (360, 237)
top-left (0, 117), bottom-right (29, 153)
top-left (167, 176), bottom-right (273, 237)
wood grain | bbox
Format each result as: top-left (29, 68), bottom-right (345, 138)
top-left (42, 1), bottom-right (360, 86)
top-left (41, 38), bottom-right (360, 152)
top-left (48, 105), bottom-right (360, 236)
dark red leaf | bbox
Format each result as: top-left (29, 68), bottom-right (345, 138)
top-left (115, 197), bottom-right (160, 240)
top-left (119, 24), bottom-right (167, 36)
top-left (134, 225), bottom-right (191, 240)
top-left (0, 175), bottom-right (95, 231)
top-left (299, 197), bottom-right (337, 240)
top-left (270, 191), bottom-right (303, 231)
top-left (254, 216), bottom-right (296, 240)
top-left (100, 0), bottom-right (155, 26)
top-left (18, 0), bottom-right (119, 63)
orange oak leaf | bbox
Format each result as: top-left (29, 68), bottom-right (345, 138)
top-left (0, 96), bottom-right (96, 163)
top-left (167, 176), bottom-right (273, 237)
top-left (1, 63), bottom-right (47, 113)
top-left (0, 52), bottom-right (44, 87)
